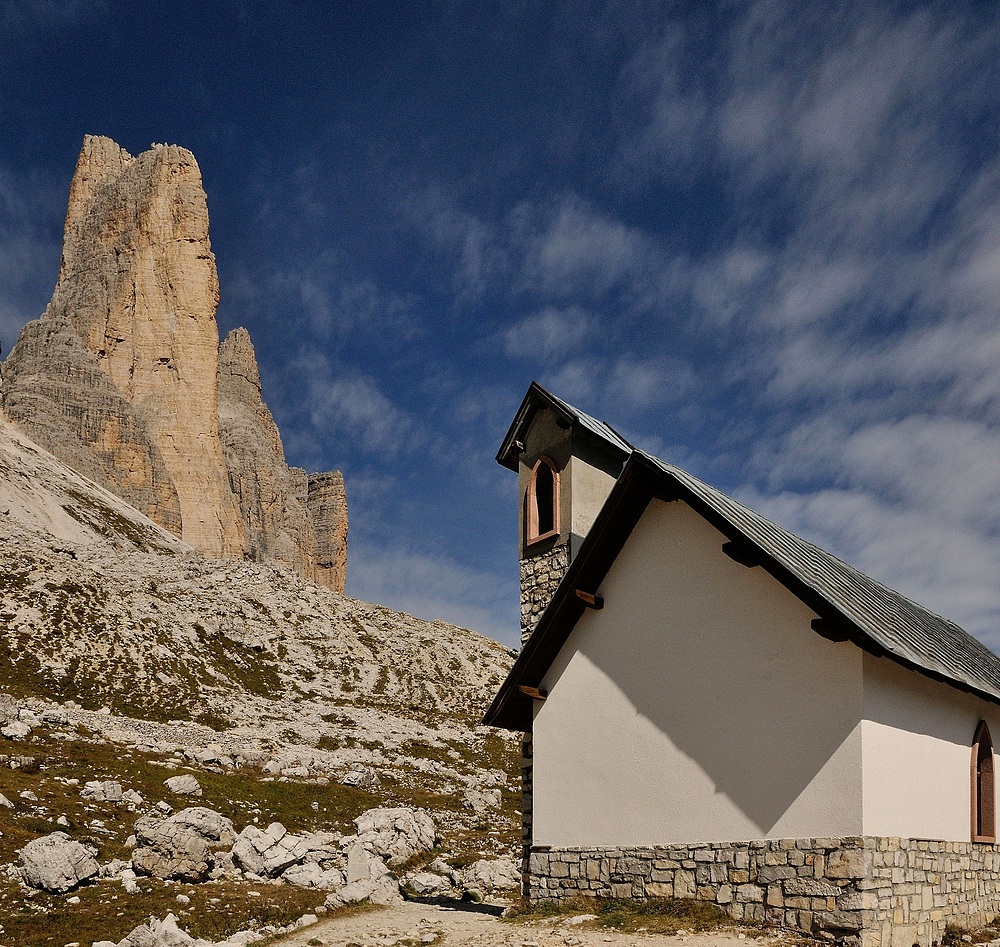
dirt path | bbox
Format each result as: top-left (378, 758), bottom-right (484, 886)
top-left (269, 899), bottom-right (798, 947)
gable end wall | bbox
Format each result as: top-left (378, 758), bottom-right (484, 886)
top-left (532, 499), bottom-right (864, 847)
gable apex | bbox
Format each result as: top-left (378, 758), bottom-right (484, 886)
top-left (496, 382), bottom-right (633, 471)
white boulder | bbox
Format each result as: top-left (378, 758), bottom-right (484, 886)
top-left (347, 806), bottom-right (436, 867)
top-left (231, 822), bottom-right (308, 877)
top-left (326, 845), bottom-right (402, 907)
top-left (118, 912), bottom-right (208, 946)
top-left (281, 862), bottom-right (345, 890)
top-left (461, 858), bottom-right (520, 894)
top-left (342, 766), bottom-right (380, 790)
top-left (81, 779), bottom-right (124, 802)
top-left (2, 720), bottom-right (30, 740)
top-left (18, 831), bottom-right (100, 893)
top-left (407, 870), bottom-right (451, 896)
top-left (461, 788), bottom-right (501, 814)
top-left (132, 807), bottom-right (235, 882)
top-left (164, 774), bottom-right (202, 796)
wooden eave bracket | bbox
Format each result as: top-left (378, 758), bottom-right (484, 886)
top-left (519, 685), bottom-right (548, 701)
top-left (811, 618), bottom-right (851, 643)
top-left (722, 541), bottom-right (760, 568)
top-left (574, 589), bottom-right (604, 609)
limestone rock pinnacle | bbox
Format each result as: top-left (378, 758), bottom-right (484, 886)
top-left (217, 327), bottom-right (347, 591)
top-left (1, 135), bottom-right (347, 588)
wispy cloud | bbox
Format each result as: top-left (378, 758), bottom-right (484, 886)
top-left (515, 195), bottom-right (670, 305)
top-left (284, 351), bottom-right (423, 462)
top-left (542, 354), bottom-right (697, 415)
top-left (501, 305), bottom-right (594, 360)
top-left (406, 188), bottom-right (508, 301)
top-left (598, 1), bottom-right (1000, 645)
top-left (347, 538), bottom-right (520, 644)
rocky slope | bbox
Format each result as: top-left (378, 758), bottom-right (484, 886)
top-left (0, 408), bottom-right (512, 737)
top-left (0, 410), bottom-right (519, 945)
top-left (0, 135), bottom-right (347, 591)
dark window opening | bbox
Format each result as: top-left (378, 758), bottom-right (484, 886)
top-left (535, 463), bottom-right (554, 535)
top-left (526, 457), bottom-right (559, 545)
top-left (973, 720), bottom-right (996, 843)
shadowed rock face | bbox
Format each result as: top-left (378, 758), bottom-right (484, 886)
top-left (1, 135), bottom-right (347, 589)
top-left (217, 327), bottom-right (348, 591)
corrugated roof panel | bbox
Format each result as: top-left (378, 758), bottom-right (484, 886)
top-left (542, 389), bottom-right (634, 456)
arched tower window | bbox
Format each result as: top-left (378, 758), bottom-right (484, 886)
top-left (526, 457), bottom-right (559, 545)
top-left (972, 720), bottom-right (996, 843)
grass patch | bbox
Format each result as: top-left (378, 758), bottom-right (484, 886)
top-left (503, 896), bottom-right (732, 934)
top-left (0, 876), bottom-right (324, 946)
top-left (192, 621), bottom-right (283, 698)
top-left (0, 730), bottom-right (380, 869)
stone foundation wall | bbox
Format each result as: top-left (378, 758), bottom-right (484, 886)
top-left (528, 838), bottom-right (1000, 947)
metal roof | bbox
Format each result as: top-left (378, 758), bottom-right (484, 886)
top-left (496, 382), bottom-right (633, 470)
top-left (484, 448), bottom-right (1000, 730)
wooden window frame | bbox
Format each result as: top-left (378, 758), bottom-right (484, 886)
top-left (972, 720), bottom-right (996, 843)
top-left (526, 457), bottom-right (560, 546)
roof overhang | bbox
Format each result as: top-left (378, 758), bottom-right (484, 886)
top-left (483, 452), bottom-right (1000, 732)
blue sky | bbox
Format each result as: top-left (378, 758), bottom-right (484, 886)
top-left (2, 1), bottom-right (999, 649)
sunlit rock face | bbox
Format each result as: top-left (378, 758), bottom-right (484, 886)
top-left (1, 135), bottom-right (347, 588)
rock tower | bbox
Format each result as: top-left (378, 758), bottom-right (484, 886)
top-left (1, 135), bottom-right (347, 590)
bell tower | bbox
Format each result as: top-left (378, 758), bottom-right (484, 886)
top-left (497, 383), bottom-right (632, 892)
top-left (497, 382), bottom-right (632, 644)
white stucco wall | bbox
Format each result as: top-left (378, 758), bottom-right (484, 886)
top-left (567, 455), bottom-right (618, 544)
top-left (532, 499), bottom-right (865, 847)
top-left (862, 653), bottom-right (1000, 841)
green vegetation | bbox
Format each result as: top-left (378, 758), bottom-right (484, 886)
top-left (503, 896), bottom-right (733, 934)
top-left (193, 621), bottom-right (283, 698)
top-left (62, 488), bottom-right (175, 552)
top-left (0, 729), bottom-right (379, 870)
top-left (0, 876), bottom-right (330, 946)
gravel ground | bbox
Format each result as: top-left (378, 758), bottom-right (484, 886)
top-left (270, 900), bottom-right (801, 947)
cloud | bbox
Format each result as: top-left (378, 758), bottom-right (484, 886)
top-left (285, 351), bottom-right (422, 461)
top-left (406, 188), bottom-right (507, 300)
top-left (612, 22), bottom-right (712, 185)
top-left (222, 254), bottom-right (423, 348)
top-left (517, 195), bottom-right (669, 304)
top-left (346, 539), bottom-right (520, 645)
top-left (501, 305), bottom-right (594, 360)
top-left (746, 485), bottom-right (1000, 649)
top-left (541, 353), bottom-right (697, 417)
top-left (586, 1), bottom-right (1000, 648)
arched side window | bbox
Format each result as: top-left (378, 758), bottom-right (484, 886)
top-left (972, 720), bottom-right (996, 843)
top-left (526, 457), bottom-right (559, 545)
